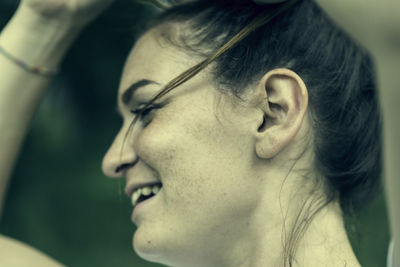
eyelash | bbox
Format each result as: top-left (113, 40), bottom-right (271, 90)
top-left (130, 103), bottom-right (163, 125)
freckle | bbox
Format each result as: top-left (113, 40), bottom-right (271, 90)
top-left (148, 240), bottom-right (151, 244)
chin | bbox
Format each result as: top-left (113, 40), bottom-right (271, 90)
top-left (133, 228), bottom-right (197, 267)
top-left (133, 227), bottom-right (167, 264)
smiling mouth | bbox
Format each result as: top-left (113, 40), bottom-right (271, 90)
top-left (131, 183), bottom-right (162, 206)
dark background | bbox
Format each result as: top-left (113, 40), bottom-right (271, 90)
top-left (0, 0), bottom-right (390, 266)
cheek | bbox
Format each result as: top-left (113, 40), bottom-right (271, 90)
top-left (135, 100), bottom-right (260, 214)
top-left (134, 115), bottom-right (181, 171)
top-left (134, 100), bottom-right (201, 169)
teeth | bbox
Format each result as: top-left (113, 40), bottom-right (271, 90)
top-left (131, 184), bottom-right (162, 206)
top-left (152, 185), bottom-right (160, 194)
top-left (131, 189), bottom-right (141, 206)
top-left (141, 186), bottom-right (152, 196)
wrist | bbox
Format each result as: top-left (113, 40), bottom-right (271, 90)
top-left (0, 4), bottom-right (85, 70)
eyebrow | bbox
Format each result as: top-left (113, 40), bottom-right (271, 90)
top-left (121, 79), bottom-right (159, 106)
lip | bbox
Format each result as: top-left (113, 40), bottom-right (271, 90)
top-left (131, 187), bottom-right (162, 223)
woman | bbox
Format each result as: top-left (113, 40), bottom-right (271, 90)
top-left (0, 0), bottom-right (398, 266)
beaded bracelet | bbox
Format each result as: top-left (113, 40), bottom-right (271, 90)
top-left (0, 46), bottom-right (59, 77)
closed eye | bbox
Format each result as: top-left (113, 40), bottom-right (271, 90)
top-left (130, 103), bottom-right (164, 126)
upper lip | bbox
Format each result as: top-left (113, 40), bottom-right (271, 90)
top-left (125, 181), bottom-right (162, 197)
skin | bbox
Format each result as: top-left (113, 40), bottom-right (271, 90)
top-left (21, 0), bottom-right (115, 27)
top-left (101, 26), bottom-right (360, 267)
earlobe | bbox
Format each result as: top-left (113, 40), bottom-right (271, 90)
top-left (254, 68), bottom-right (309, 159)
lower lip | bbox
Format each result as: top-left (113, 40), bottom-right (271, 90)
top-left (131, 191), bottom-right (160, 223)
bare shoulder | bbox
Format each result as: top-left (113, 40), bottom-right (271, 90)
top-left (0, 234), bottom-right (64, 267)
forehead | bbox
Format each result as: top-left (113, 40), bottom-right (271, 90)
top-left (118, 25), bottom-right (195, 97)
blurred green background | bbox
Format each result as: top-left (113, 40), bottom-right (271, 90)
top-left (0, 1), bottom-right (390, 266)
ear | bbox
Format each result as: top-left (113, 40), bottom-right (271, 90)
top-left (254, 68), bottom-right (309, 159)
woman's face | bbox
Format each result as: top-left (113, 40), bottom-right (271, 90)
top-left (102, 27), bottom-right (268, 266)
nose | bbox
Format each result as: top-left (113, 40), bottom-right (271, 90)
top-left (102, 130), bottom-right (138, 178)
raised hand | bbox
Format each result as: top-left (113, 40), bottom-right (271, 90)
top-left (0, 0), bottom-right (118, 219)
top-left (20, 0), bottom-right (116, 28)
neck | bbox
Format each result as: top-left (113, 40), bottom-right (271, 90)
top-left (226, 201), bottom-right (361, 267)
top-left (289, 203), bottom-right (360, 267)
